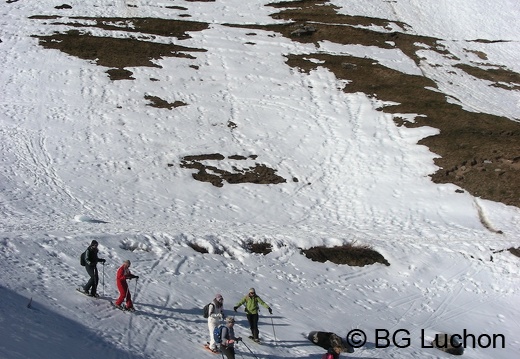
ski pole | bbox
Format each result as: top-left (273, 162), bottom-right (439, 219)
top-left (240, 340), bottom-right (259, 359)
top-left (270, 315), bottom-right (277, 345)
top-left (133, 277), bottom-right (138, 301)
top-left (234, 341), bottom-right (245, 359)
top-left (125, 283), bottom-right (130, 306)
top-left (102, 262), bottom-right (105, 297)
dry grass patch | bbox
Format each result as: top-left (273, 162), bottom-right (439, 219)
top-left (303, 243), bottom-right (390, 266)
top-left (179, 154), bottom-right (286, 187)
top-left (244, 241), bottom-right (273, 255)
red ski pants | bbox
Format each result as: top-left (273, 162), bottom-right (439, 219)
top-left (115, 280), bottom-right (133, 309)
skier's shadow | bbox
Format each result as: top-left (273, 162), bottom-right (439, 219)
top-left (133, 303), bottom-right (207, 322)
top-left (272, 339), bottom-right (381, 358)
top-left (234, 314), bottom-right (289, 327)
top-left (295, 355), bottom-right (380, 359)
top-left (268, 339), bottom-right (316, 349)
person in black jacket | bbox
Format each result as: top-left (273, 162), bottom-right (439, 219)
top-left (82, 240), bottom-right (106, 297)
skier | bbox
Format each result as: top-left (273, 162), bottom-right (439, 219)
top-left (81, 240), bottom-right (106, 297)
top-left (219, 316), bottom-right (242, 359)
top-left (233, 287), bottom-right (272, 342)
top-left (206, 293), bottom-right (225, 353)
top-left (114, 259), bottom-right (139, 311)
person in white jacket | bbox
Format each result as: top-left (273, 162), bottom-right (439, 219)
top-left (207, 293), bottom-right (225, 353)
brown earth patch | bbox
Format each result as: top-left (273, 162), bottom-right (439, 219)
top-left (455, 64), bottom-right (520, 90)
top-left (188, 240), bottom-right (272, 256)
top-left (491, 247), bottom-right (520, 260)
top-left (38, 16), bottom-right (209, 38)
top-left (245, 241), bottom-right (273, 255)
top-left (106, 68), bottom-right (135, 81)
top-left (33, 29), bottom-right (205, 70)
top-left (30, 16), bottom-right (208, 80)
top-left (188, 242), bottom-right (209, 254)
top-left (179, 154), bottom-right (286, 187)
top-left (509, 247), bottom-right (520, 258)
top-left (145, 95), bottom-right (187, 109)
top-left (303, 244), bottom-right (390, 266)
top-left (55, 4), bottom-right (72, 10)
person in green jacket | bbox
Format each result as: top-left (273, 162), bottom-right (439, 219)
top-left (233, 287), bottom-right (272, 342)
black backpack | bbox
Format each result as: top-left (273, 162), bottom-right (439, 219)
top-left (203, 302), bottom-right (213, 318)
top-left (80, 249), bottom-right (87, 266)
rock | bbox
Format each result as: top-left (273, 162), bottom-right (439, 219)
top-left (432, 333), bottom-right (464, 355)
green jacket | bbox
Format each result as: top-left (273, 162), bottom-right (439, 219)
top-left (235, 294), bottom-right (270, 315)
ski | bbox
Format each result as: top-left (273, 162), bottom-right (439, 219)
top-left (76, 288), bottom-right (99, 298)
top-left (202, 344), bottom-right (219, 354)
top-left (111, 301), bottom-right (136, 313)
top-left (248, 336), bottom-right (261, 344)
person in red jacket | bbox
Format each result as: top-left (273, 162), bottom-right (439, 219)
top-left (114, 260), bottom-right (139, 311)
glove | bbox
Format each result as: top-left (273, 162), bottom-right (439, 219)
top-left (233, 306), bottom-right (238, 312)
top-left (99, 259), bottom-right (106, 264)
top-left (268, 307), bottom-right (273, 314)
top-left (236, 337), bottom-right (242, 342)
top-left (134, 275), bottom-right (139, 279)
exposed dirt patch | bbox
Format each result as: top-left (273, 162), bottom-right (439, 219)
top-left (509, 247), bottom-right (520, 258)
top-left (179, 154), bottom-right (286, 187)
top-left (30, 16), bottom-right (209, 38)
top-left (465, 49), bottom-right (488, 60)
top-left (188, 240), bottom-right (272, 256)
top-left (455, 63), bottom-right (520, 90)
top-left (491, 247), bottom-right (520, 260)
top-left (33, 29), bottom-right (205, 70)
top-left (188, 243), bottom-right (209, 254)
top-left (303, 244), bottom-right (390, 266)
top-left (30, 16), bottom-right (208, 80)
top-left (245, 241), bottom-right (273, 255)
top-left (166, 6), bottom-right (189, 11)
top-left (106, 68), bottom-right (135, 81)
top-left (145, 95), bottom-right (187, 109)
top-left (55, 4), bottom-right (72, 10)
